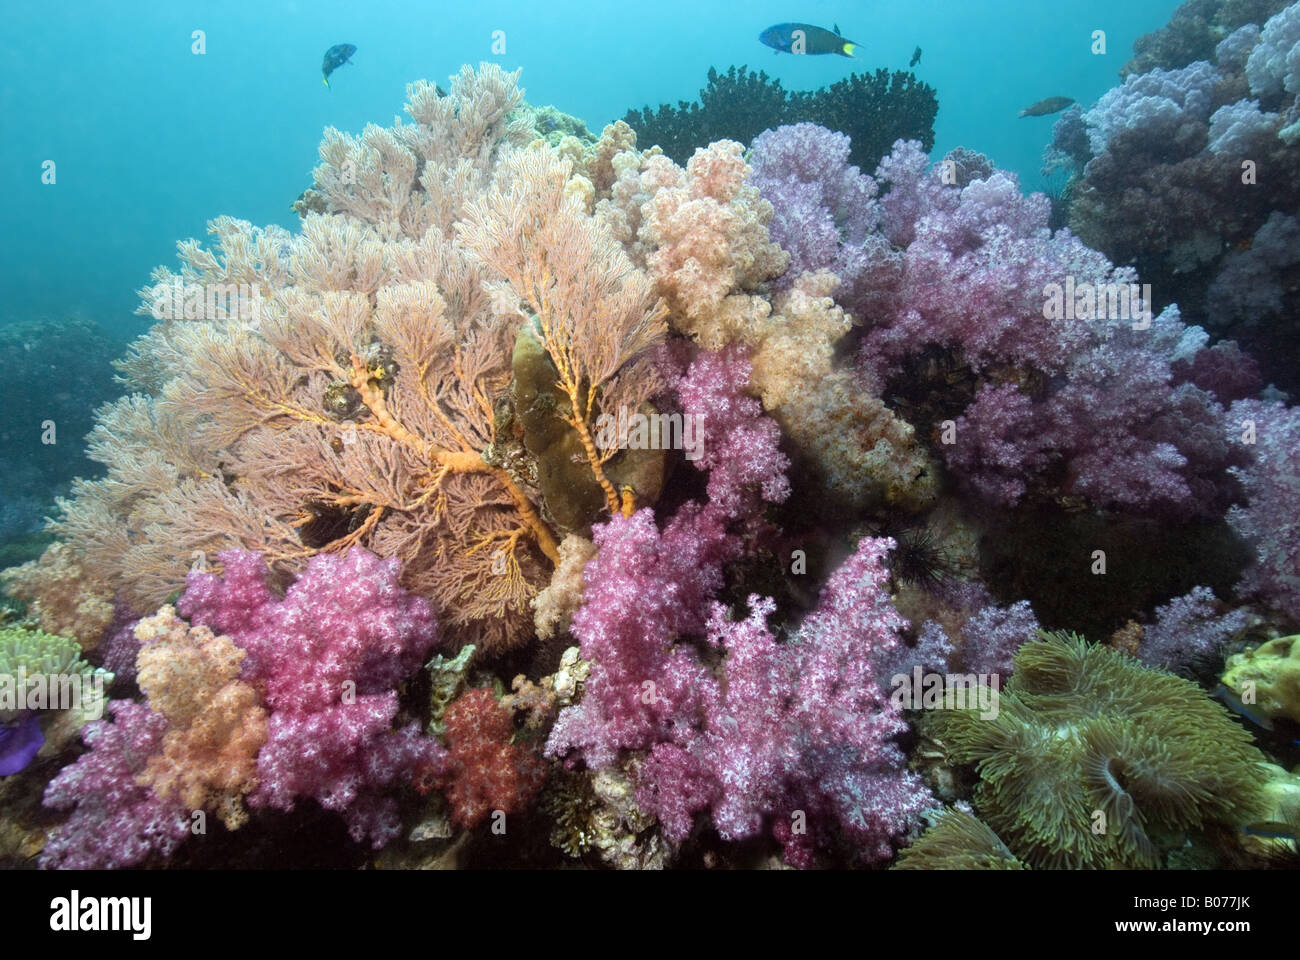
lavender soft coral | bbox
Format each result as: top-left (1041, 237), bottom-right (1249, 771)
top-left (1227, 399), bottom-right (1300, 622)
top-left (179, 548), bottom-right (446, 846)
top-left (1140, 586), bottom-right (1250, 671)
top-left (1083, 61), bottom-right (1220, 155)
top-left (854, 141), bottom-right (1238, 514)
top-left (636, 538), bottom-right (931, 867)
top-left (918, 600), bottom-right (1042, 677)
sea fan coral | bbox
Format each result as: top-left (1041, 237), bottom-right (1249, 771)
top-left (11, 65), bottom-right (668, 656)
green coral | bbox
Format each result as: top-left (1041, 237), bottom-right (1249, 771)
top-left (894, 807), bottom-right (1026, 870)
top-left (927, 631), bottom-right (1271, 869)
top-left (1221, 635), bottom-right (1300, 725)
top-left (426, 644), bottom-right (476, 738)
top-left (527, 104), bottom-right (594, 147)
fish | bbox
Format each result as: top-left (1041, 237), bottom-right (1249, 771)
top-left (910, 46), bottom-right (922, 68)
top-left (1212, 683), bottom-right (1275, 731)
top-left (1242, 821), bottom-right (1298, 840)
top-left (322, 43), bottom-right (357, 88)
top-left (1019, 96), bottom-right (1075, 118)
top-left (759, 23), bottom-right (860, 58)
top-left (1211, 683), bottom-right (1300, 745)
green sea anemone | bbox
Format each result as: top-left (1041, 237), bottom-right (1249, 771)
top-left (0, 626), bottom-right (111, 724)
top-left (926, 631), bottom-right (1272, 869)
top-left (894, 807), bottom-right (1026, 870)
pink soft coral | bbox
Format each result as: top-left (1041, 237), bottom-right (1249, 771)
top-left (179, 548), bottom-right (445, 847)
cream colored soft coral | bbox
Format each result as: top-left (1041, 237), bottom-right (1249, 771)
top-left (1, 543), bottom-right (114, 652)
top-left (134, 605), bottom-right (267, 830)
top-left (532, 533), bottom-right (597, 641)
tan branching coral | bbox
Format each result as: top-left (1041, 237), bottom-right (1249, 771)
top-left (134, 606), bottom-right (267, 830)
top-left (1, 543), bottom-right (114, 650)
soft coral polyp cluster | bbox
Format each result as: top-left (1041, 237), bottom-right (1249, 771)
top-left (441, 687), bottom-right (548, 829)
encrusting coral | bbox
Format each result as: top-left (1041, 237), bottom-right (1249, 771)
top-left (1221, 635), bottom-right (1300, 724)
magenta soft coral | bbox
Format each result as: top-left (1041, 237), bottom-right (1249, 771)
top-left (178, 547), bottom-right (446, 847)
top-left (545, 347), bottom-right (787, 769)
top-left (546, 348), bottom-right (926, 864)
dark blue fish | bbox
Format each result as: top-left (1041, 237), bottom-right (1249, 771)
top-left (910, 46), bottom-right (922, 68)
top-left (1213, 683), bottom-right (1275, 730)
top-left (322, 43), bottom-right (357, 88)
top-left (759, 23), bottom-right (860, 58)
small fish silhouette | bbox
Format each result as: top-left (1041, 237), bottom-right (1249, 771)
top-left (322, 43), bottom-right (357, 88)
top-left (1019, 96), bottom-right (1075, 118)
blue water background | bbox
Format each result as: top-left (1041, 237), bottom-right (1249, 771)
top-left (1, 0), bottom-right (1181, 341)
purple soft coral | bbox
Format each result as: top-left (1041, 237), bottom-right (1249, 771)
top-left (1140, 586), bottom-right (1249, 672)
top-left (179, 548), bottom-right (446, 847)
top-left (852, 141), bottom-right (1239, 515)
top-left (40, 700), bottom-right (190, 869)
